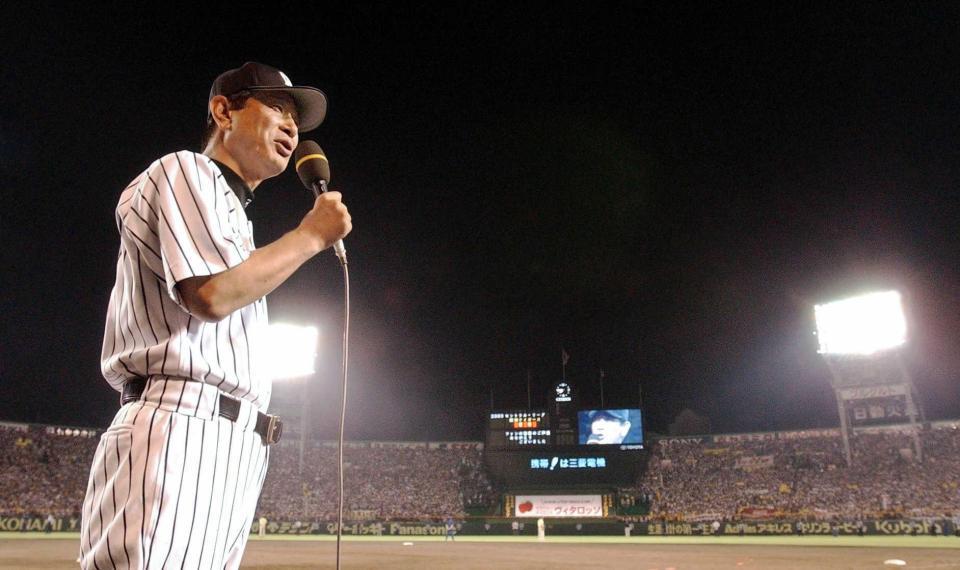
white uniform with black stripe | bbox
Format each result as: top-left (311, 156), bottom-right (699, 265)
top-left (81, 151), bottom-right (272, 569)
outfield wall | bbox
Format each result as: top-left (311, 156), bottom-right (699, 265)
top-left (3, 515), bottom-right (957, 537)
top-left (252, 518), bottom-right (960, 537)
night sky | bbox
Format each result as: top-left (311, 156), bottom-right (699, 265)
top-left (3, 3), bottom-right (960, 441)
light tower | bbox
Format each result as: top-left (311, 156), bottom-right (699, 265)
top-left (263, 323), bottom-right (319, 475)
top-left (814, 290), bottom-right (923, 466)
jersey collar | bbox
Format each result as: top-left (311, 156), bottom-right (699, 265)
top-left (210, 158), bottom-right (254, 209)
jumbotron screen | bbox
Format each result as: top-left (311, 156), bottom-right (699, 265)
top-left (485, 409), bottom-right (646, 485)
top-left (577, 409), bottom-right (643, 446)
top-left (486, 411), bottom-right (551, 450)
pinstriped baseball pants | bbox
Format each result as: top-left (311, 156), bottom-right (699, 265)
top-left (80, 378), bottom-right (270, 569)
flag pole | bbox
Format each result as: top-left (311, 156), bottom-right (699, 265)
top-left (600, 369), bottom-right (605, 408)
top-left (526, 368), bottom-right (532, 411)
top-left (561, 347), bottom-right (569, 382)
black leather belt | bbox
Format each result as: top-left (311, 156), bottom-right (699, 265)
top-left (121, 378), bottom-right (282, 445)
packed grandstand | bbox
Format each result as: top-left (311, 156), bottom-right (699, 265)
top-left (2, 419), bottom-right (958, 530)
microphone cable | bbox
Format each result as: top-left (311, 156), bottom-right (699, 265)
top-left (335, 254), bottom-right (349, 570)
top-left (309, 179), bottom-right (350, 570)
top-left (295, 142), bottom-right (349, 569)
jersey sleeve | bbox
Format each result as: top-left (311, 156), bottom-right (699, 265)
top-left (138, 151), bottom-right (250, 308)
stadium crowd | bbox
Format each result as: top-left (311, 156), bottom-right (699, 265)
top-left (0, 424), bottom-right (94, 518)
top-left (2, 420), bottom-right (958, 524)
top-left (632, 424), bottom-right (960, 521)
top-left (256, 441), bottom-right (495, 521)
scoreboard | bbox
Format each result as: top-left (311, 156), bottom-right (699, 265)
top-left (486, 411), bottom-right (551, 449)
top-left (485, 409), bottom-right (646, 486)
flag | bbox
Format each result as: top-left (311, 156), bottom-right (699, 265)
top-left (561, 347), bottom-right (570, 366)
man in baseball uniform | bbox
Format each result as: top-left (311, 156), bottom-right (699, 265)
top-left (79, 62), bottom-right (351, 569)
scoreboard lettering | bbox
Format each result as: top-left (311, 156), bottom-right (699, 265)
top-left (487, 411), bottom-right (551, 449)
top-left (529, 456), bottom-right (606, 469)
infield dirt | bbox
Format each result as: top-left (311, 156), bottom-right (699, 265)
top-left (3, 537), bottom-right (960, 569)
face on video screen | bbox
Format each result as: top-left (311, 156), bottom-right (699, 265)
top-left (588, 415), bottom-right (630, 444)
top-left (578, 409), bottom-right (642, 445)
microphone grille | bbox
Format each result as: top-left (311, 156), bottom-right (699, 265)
top-left (294, 140), bottom-right (330, 187)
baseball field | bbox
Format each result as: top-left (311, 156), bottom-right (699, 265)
top-left (3, 534), bottom-right (959, 569)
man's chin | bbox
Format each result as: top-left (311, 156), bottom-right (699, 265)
top-left (254, 160), bottom-right (288, 183)
top-left (270, 156), bottom-right (291, 176)
top-left (260, 148), bottom-right (290, 177)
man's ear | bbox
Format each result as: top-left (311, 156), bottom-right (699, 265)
top-left (209, 95), bottom-right (232, 130)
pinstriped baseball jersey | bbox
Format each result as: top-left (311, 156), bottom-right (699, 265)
top-left (82, 152), bottom-right (275, 569)
top-left (101, 151), bottom-right (271, 408)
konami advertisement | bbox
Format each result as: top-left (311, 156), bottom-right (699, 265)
top-left (513, 495), bottom-right (603, 518)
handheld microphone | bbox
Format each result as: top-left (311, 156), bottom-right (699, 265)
top-left (294, 140), bottom-right (347, 264)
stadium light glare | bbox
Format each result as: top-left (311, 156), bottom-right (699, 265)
top-left (263, 323), bottom-right (319, 381)
top-left (814, 290), bottom-right (906, 355)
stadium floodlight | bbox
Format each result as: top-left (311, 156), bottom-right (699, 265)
top-left (263, 323), bottom-right (319, 380)
top-left (814, 291), bottom-right (906, 355)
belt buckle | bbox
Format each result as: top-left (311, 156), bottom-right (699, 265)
top-left (264, 415), bottom-right (283, 445)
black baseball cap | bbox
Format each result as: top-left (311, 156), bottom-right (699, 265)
top-left (209, 62), bottom-right (327, 132)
